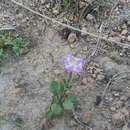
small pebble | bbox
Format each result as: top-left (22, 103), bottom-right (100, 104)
top-left (120, 107), bottom-right (129, 119)
top-left (110, 106), bottom-right (116, 112)
top-left (95, 95), bottom-right (102, 106)
top-left (112, 111), bottom-right (125, 126)
top-left (52, 8), bottom-right (60, 15)
top-left (82, 112), bottom-right (93, 124)
top-left (97, 74), bottom-right (105, 81)
top-left (86, 14), bottom-right (96, 23)
top-left (81, 27), bottom-right (87, 36)
top-left (127, 21), bottom-right (130, 26)
top-left (113, 92), bottom-right (120, 97)
top-left (121, 29), bottom-right (128, 35)
top-left (127, 35), bottom-right (130, 42)
top-left (127, 98), bottom-right (130, 107)
top-left (67, 33), bottom-right (77, 44)
top-left (120, 95), bottom-right (128, 101)
top-left (122, 124), bottom-right (129, 130)
top-left (81, 78), bottom-right (87, 85)
top-left (69, 120), bottom-right (77, 127)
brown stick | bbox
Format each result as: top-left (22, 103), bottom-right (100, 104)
top-left (11, 0), bottom-right (130, 48)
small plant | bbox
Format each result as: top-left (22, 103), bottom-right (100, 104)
top-left (0, 32), bottom-right (29, 61)
top-left (45, 54), bottom-right (85, 119)
top-left (63, 0), bottom-right (73, 8)
top-left (0, 32), bottom-right (12, 48)
top-left (0, 49), bottom-right (7, 60)
top-left (12, 38), bottom-right (28, 56)
top-left (94, 0), bottom-right (106, 9)
top-left (46, 79), bottom-right (76, 119)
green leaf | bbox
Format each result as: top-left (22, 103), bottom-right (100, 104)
top-left (63, 79), bottom-right (72, 91)
top-left (53, 96), bottom-right (59, 104)
top-left (50, 81), bottom-right (59, 95)
top-left (51, 103), bottom-right (62, 115)
top-left (67, 96), bottom-right (76, 103)
top-left (64, 0), bottom-right (73, 8)
top-left (59, 82), bottom-right (65, 95)
top-left (12, 38), bottom-right (28, 56)
top-left (0, 33), bottom-right (12, 48)
top-left (13, 46), bottom-right (21, 56)
top-left (0, 49), bottom-right (7, 60)
top-left (45, 110), bottom-right (53, 119)
top-left (63, 99), bottom-right (74, 110)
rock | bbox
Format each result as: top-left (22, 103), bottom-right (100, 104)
top-left (127, 35), bottom-right (130, 42)
top-left (95, 96), bottom-right (102, 106)
top-left (81, 27), bottom-right (87, 36)
top-left (121, 29), bottom-right (128, 35)
top-left (100, 57), bottom-right (119, 78)
top-left (67, 33), bottom-right (77, 44)
top-left (81, 78), bottom-right (87, 85)
top-left (40, 0), bottom-right (46, 4)
top-left (83, 46), bottom-right (88, 51)
top-left (52, 8), bottom-right (60, 15)
top-left (47, 29), bottom-right (55, 40)
top-left (110, 106), bottom-right (116, 112)
top-left (96, 74), bottom-right (105, 81)
top-left (69, 120), bottom-right (77, 127)
top-left (108, 36), bottom-right (121, 42)
top-left (100, 57), bottom-right (128, 78)
top-left (121, 24), bottom-right (127, 29)
top-left (115, 100), bottom-right (124, 109)
top-left (120, 95), bottom-right (128, 101)
top-left (113, 92), bottom-right (120, 97)
top-left (121, 35), bottom-right (126, 42)
top-left (82, 112), bottom-right (93, 124)
top-left (127, 98), bottom-right (130, 107)
top-left (86, 14), bottom-right (96, 23)
top-left (112, 111), bottom-right (125, 126)
top-left (21, 47), bottom-right (29, 55)
top-left (120, 107), bottom-right (129, 119)
top-left (127, 21), bottom-right (130, 26)
top-left (122, 124), bottom-right (129, 130)
top-left (79, 1), bottom-right (87, 8)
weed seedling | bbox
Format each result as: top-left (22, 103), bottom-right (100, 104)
top-left (63, 0), bottom-right (73, 8)
top-left (0, 48), bottom-right (7, 60)
top-left (12, 38), bottom-right (28, 56)
top-left (0, 32), bottom-right (29, 61)
top-left (0, 32), bottom-right (12, 48)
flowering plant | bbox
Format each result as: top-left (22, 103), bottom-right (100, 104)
top-left (45, 54), bottom-right (85, 119)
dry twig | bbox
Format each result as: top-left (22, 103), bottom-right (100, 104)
top-left (102, 71), bottom-right (130, 102)
top-left (0, 27), bottom-right (15, 31)
top-left (72, 109), bottom-right (93, 130)
top-left (11, 0), bottom-right (130, 48)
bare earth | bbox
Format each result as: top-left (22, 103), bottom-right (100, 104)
top-left (0, 0), bottom-right (130, 130)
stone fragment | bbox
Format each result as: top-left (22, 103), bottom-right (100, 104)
top-left (112, 111), bottom-right (125, 126)
top-left (67, 33), bottom-right (77, 44)
top-left (127, 35), bottom-right (130, 42)
top-left (82, 111), bottom-right (93, 124)
top-left (121, 29), bottom-right (128, 35)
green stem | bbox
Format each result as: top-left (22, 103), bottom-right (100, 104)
top-left (67, 72), bottom-right (72, 83)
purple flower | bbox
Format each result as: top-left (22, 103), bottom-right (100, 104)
top-left (63, 54), bottom-right (85, 74)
